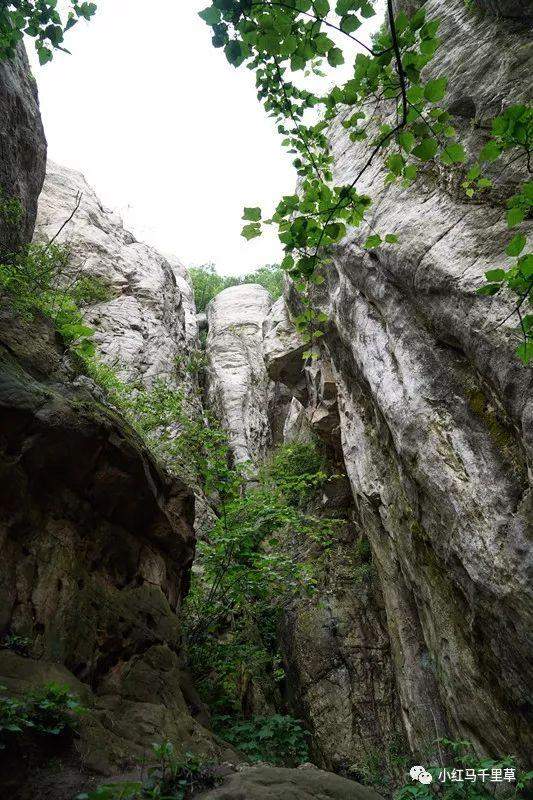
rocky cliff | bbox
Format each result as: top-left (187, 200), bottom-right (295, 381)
top-left (0, 80), bottom-right (226, 798)
top-left (201, 0), bottom-right (533, 772)
top-left (34, 162), bottom-right (198, 389)
top-left (0, 43), bottom-right (46, 255)
top-left (1, 0), bottom-right (532, 795)
top-left (0, 302), bottom-right (238, 799)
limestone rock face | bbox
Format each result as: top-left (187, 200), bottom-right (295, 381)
top-left (206, 284), bottom-right (273, 464)
top-left (198, 765), bottom-right (384, 800)
top-left (289, 0), bottom-right (533, 763)
top-left (0, 308), bottom-right (230, 797)
top-left (0, 44), bottom-right (46, 254)
top-left (34, 162), bottom-right (198, 387)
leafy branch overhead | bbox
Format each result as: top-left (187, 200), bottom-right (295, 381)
top-left (199, 0), bottom-right (532, 363)
top-left (0, 1), bottom-right (97, 64)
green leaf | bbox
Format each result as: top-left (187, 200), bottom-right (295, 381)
top-left (385, 234), bottom-right (399, 244)
top-left (225, 40), bottom-right (245, 66)
top-left (516, 341), bottom-right (533, 365)
top-left (519, 254), bottom-right (533, 277)
top-left (242, 207), bottom-right (262, 222)
top-left (241, 223), bottom-right (261, 240)
top-left (406, 85), bottom-right (424, 104)
top-left (199, 7), bottom-right (221, 25)
top-left (412, 138), bottom-right (438, 161)
top-left (484, 269), bottom-right (505, 281)
top-left (440, 142), bottom-right (466, 164)
top-left (477, 283), bottom-right (500, 296)
top-left (398, 131), bottom-right (415, 152)
top-left (327, 47), bottom-right (344, 67)
top-left (506, 234), bottom-right (526, 257)
top-left (360, 1), bottom-right (375, 18)
top-left (313, 0), bottom-right (330, 15)
top-left (479, 140), bottom-right (502, 162)
top-left (364, 234), bottom-right (382, 249)
top-left (507, 207), bottom-right (525, 228)
top-left (424, 77), bottom-right (447, 102)
top-left (37, 45), bottom-right (53, 65)
top-left (340, 14), bottom-right (361, 33)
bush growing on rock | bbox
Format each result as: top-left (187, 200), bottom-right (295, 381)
top-left (0, 683), bottom-right (85, 750)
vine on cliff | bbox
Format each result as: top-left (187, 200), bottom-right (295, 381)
top-left (199, 0), bottom-right (532, 363)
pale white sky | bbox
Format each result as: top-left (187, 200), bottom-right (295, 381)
top-left (28, 0), bottom-right (384, 275)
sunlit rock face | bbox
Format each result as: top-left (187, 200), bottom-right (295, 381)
top-left (208, 0), bottom-right (533, 770)
top-left (34, 162), bottom-right (198, 387)
top-left (206, 283), bottom-right (273, 465)
top-left (0, 43), bottom-right (46, 254)
top-left (298, 0), bottom-right (533, 762)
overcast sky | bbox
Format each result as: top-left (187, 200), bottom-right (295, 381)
top-left (29, 0), bottom-right (384, 275)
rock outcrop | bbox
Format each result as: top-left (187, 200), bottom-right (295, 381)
top-left (0, 43), bottom-right (46, 254)
top-left (201, 0), bottom-right (533, 769)
top-left (34, 162), bottom-right (198, 389)
top-left (206, 284), bottom-right (273, 465)
top-left (199, 765), bottom-right (384, 800)
top-left (302, 0), bottom-right (533, 763)
top-left (0, 307), bottom-right (232, 799)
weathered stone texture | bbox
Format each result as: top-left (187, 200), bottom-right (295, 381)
top-left (0, 308), bottom-right (230, 797)
top-left (34, 162), bottom-right (198, 388)
top-left (206, 284), bottom-right (273, 464)
top-left (297, 0), bottom-right (533, 763)
top-left (198, 765), bottom-right (384, 800)
top-left (0, 43), bottom-right (46, 254)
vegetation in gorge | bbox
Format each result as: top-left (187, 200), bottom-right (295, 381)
top-left (394, 739), bottom-right (531, 800)
top-left (0, 0), bottom-right (96, 63)
top-left (77, 742), bottom-right (221, 800)
top-left (185, 440), bottom-right (338, 757)
top-left (0, 683), bottom-right (85, 750)
top-left (198, 0), bottom-right (532, 363)
top-left (189, 261), bottom-right (284, 312)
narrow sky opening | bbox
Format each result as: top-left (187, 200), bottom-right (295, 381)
top-left (29, 0), bottom-right (384, 275)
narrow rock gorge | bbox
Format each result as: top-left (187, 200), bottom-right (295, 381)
top-left (0, 1), bottom-right (532, 799)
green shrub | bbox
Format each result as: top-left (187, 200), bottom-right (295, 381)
top-left (0, 240), bottom-right (96, 358)
top-left (215, 714), bottom-right (309, 767)
top-left (72, 275), bottom-right (114, 306)
top-left (394, 739), bottom-right (532, 800)
top-left (186, 441), bottom-right (339, 719)
top-left (188, 262), bottom-right (283, 312)
top-left (77, 741), bottom-right (220, 800)
top-left (0, 682), bottom-right (85, 749)
top-left (0, 633), bottom-right (32, 657)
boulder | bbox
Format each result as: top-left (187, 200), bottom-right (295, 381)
top-left (198, 765), bottom-right (384, 800)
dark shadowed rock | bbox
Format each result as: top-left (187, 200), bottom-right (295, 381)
top-left (0, 43), bottom-right (46, 254)
top-left (0, 308), bottom-right (235, 798)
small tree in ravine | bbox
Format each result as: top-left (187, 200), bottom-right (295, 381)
top-left (197, 0), bottom-right (532, 364)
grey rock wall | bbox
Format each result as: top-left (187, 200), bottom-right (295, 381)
top-left (203, 0), bottom-right (533, 767)
top-left (34, 162), bottom-right (198, 388)
top-left (0, 43), bottom-right (46, 254)
top-left (206, 283), bottom-right (273, 465)
top-left (298, 0), bottom-right (533, 763)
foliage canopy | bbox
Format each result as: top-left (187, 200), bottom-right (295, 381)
top-left (0, 1), bottom-right (96, 64)
top-left (189, 262), bottom-right (283, 312)
top-left (198, 0), bottom-right (532, 363)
